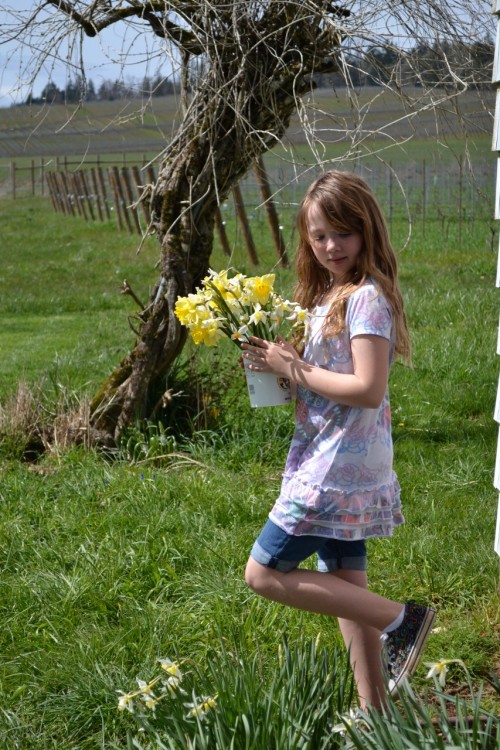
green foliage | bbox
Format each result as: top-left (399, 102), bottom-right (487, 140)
top-left (118, 638), bottom-right (353, 750)
top-left (344, 675), bottom-right (500, 750)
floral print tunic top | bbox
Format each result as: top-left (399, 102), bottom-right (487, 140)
top-left (269, 281), bottom-right (405, 540)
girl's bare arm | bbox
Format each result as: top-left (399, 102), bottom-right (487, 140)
top-left (242, 334), bottom-right (389, 409)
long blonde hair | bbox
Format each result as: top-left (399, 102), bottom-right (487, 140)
top-left (294, 170), bottom-right (411, 362)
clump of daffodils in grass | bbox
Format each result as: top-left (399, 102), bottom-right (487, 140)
top-left (117, 658), bottom-right (185, 714)
top-left (117, 657), bottom-right (217, 722)
top-left (174, 268), bottom-right (309, 347)
top-left (117, 640), bottom-right (355, 749)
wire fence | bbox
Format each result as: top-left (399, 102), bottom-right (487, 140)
top-left (1, 154), bottom-right (495, 242)
top-left (238, 156), bottom-right (495, 232)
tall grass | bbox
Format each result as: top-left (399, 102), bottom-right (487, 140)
top-left (0, 197), bottom-right (498, 748)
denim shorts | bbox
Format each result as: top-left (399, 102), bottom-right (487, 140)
top-left (250, 518), bottom-right (367, 573)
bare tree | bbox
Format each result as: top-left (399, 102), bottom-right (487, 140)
top-left (0, 1), bottom-right (494, 443)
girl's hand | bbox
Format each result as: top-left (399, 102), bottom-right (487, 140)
top-left (241, 335), bottom-right (299, 377)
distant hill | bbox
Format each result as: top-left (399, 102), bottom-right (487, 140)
top-left (0, 87), bottom-right (494, 160)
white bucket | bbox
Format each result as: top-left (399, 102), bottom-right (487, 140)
top-left (243, 359), bottom-right (292, 407)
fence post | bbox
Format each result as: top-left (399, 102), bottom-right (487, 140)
top-left (253, 156), bottom-right (289, 268)
top-left (232, 183), bottom-right (259, 265)
top-left (458, 154), bottom-right (463, 248)
top-left (11, 162), bottom-right (16, 199)
top-left (131, 165), bottom-right (152, 225)
top-left (80, 171), bottom-right (96, 221)
top-left (73, 172), bottom-right (89, 221)
top-left (121, 167), bottom-right (142, 234)
top-left (109, 167), bottom-right (126, 232)
top-left (46, 172), bottom-right (59, 212)
top-left (59, 172), bottom-right (75, 215)
top-left (108, 168), bottom-right (123, 231)
top-left (215, 206), bottom-right (232, 256)
top-left (113, 167), bottom-right (134, 234)
top-left (96, 167), bottom-right (111, 220)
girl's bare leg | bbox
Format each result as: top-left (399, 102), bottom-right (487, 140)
top-left (245, 557), bottom-right (403, 630)
top-left (332, 569), bottom-right (386, 710)
top-left (245, 559), bottom-right (395, 708)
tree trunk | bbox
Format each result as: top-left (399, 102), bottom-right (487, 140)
top-left (89, 6), bottom-right (341, 442)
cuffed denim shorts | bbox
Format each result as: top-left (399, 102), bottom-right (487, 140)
top-left (250, 518), bottom-right (367, 573)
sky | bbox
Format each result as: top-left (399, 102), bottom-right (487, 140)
top-left (0, 1), bottom-right (494, 108)
top-left (0, 2), bottom-right (172, 107)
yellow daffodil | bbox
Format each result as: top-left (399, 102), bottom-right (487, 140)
top-left (174, 294), bottom-right (205, 325)
top-left (191, 319), bottom-right (223, 346)
top-left (174, 268), bottom-right (309, 349)
top-left (204, 269), bottom-right (229, 292)
top-left (244, 273), bottom-right (275, 305)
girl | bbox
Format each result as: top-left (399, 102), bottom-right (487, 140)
top-left (242, 170), bottom-right (435, 710)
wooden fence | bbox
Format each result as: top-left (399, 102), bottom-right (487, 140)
top-left (44, 157), bottom-right (289, 267)
top-left (4, 155), bottom-right (145, 200)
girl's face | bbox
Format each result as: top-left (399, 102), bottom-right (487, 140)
top-left (306, 203), bottom-right (363, 283)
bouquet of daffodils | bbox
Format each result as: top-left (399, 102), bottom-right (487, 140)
top-left (174, 268), bottom-right (309, 348)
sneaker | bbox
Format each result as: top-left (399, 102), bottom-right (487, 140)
top-left (381, 601), bottom-right (436, 695)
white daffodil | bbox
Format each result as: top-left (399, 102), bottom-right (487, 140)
top-left (331, 708), bottom-right (361, 734)
top-left (117, 693), bottom-right (134, 712)
top-left (165, 675), bottom-right (182, 693)
top-left (248, 303), bottom-right (268, 326)
top-left (425, 658), bottom-right (466, 687)
top-left (186, 694), bottom-right (218, 719)
top-left (136, 679), bottom-right (151, 693)
top-left (140, 694), bottom-right (159, 710)
top-left (159, 658), bottom-right (183, 679)
top-left (288, 305), bottom-right (310, 324)
top-left (231, 324), bottom-right (249, 342)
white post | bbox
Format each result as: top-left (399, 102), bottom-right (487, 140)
top-left (492, 0), bottom-right (500, 556)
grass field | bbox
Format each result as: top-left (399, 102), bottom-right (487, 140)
top-left (0, 187), bottom-right (499, 748)
top-left (0, 85), bottom-right (494, 163)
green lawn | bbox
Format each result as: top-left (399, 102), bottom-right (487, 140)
top-left (0, 196), bottom-right (498, 749)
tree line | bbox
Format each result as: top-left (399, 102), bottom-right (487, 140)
top-left (18, 36), bottom-right (493, 108)
top-left (320, 37), bottom-right (494, 89)
top-left (22, 73), bottom-right (180, 106)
